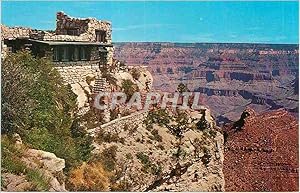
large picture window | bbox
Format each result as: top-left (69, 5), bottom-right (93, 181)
top-left (52, 45), bottom-right (91, 62)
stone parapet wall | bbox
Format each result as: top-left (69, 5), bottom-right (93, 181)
top-left (25, 11), bottom-right (112, 43)
top-left (89, 110), bottom-right (149, 136)
top-left (30, 30), bottom-right (90, 42)
top-left (53, 60), bottom-right (100, 67)
top-left (54, 12), bottom-right (112, 43)
top-left (1, 25), bottom-right (32, 40)
top-left (55, 64), bottom-right (100, 84)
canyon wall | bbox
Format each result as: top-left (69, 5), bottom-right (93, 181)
top-left (114, 42), bottom-right (299, 123)
top-left (223, 108), bottom-right (298, 191)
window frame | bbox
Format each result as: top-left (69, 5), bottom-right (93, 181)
top-left (53, 46), bottom-right (59, 61)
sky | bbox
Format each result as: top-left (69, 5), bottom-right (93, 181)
top-left (1, 1), bottom-right (299, 44)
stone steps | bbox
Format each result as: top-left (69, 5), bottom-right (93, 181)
top-left (93, 77), bottom-right (109, 93)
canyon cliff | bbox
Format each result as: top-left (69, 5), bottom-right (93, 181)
top-left (114, 42), bottom-right (299, 124)
top-left (223, 108), bottom-right (298, 191)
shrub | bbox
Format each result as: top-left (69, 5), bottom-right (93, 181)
top-left (177, 83), bottom-right (189, 93)
top-left (1, 51), bottom-right (36, 134)
top-left (144, 109), bottom-right (171, 129)
top-left (70, 118), bottom-right (94, 162)
top-left (80, 104), bottom-right (105, 129)
top-left (125, 153), bottom-right (133, 160)
top-left (95, 130), bottom-right (125, 145)
top-left (1, 135), bottom-right (26, 175)
top-left (136, 152), bottom-right (161, 175)
top-left (2, 52), bottom-right (91, 170)
top-left (24, 128), bottom-right (79, 170)
top-left (121, 79), bottom-right (138, 99)
top-left (123, 124), bottom-right (129, 131)
top-left (26, 169), bottom-right (50, 191)
top-left (128, 125), bottom-right (138, 135)
top-left (67, 162), bottom-right (110, 191)
top-left (98, 146), bottom-right (118, 172)
top-left (150, 129), bottom-right (162, 142)
top-left (110, 108), bottom-right (120, 120)
top-left (156, 144), bottom-right (165, 150)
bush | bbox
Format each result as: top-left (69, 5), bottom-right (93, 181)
top-left (24, 128), bottom-right (78, 170)
top-left (144, 109), bottom-right (171, 129)
top-left (150, 129), bottom-right (162, 142)
top-left (95, 130), bottom-right (125, 145)
top-left (121, 79), bottom-right (138, 99)
top-left (201, 148), bottom-right (212, 166)
top-left (1, 135), bottom-right (26, 175)
top-left (85, 76), bottom-right (95, 85)
top-left (177, 83), bottom-right (189, 93)
top-left (98, 146), bottom-right (118, 172)
top-left (1, 51), bottom-right (36, 134)
top-left (136, 152), bottom-right (162, 175)
top-left (67, 162), bottom-right (110, 191)
top-left (26, 169), bottom-right (50, 191)
top-left (70, 118), bottom-right (94, 162)
top-left (2, 52), bottom-right (93, 171)
top-left (128, 125), bottom-right (138, 135)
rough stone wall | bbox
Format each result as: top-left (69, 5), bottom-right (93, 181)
top-left (1, 25), bottom-right (32, 40)
top-left (1, 135), bottom-right (66, 192)
top-left (1, 25), bottom-right (32, 58)
top-left (54, 12), bottom-right (112, 43)
top-left (30, 12), bottom-right (112, 43)
top-left (106, 46), bottom-right (114, 65)
top-left (55, 64), bottom-right (100, 84)
top-left (88, 110), bottom-right (149, 136)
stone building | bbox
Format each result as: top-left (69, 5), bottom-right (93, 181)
top-left (2, 11), bottom-right (114, 84)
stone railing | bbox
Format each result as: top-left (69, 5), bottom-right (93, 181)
top-left (88, 110), bottom-right (149, 136)
top-left (1, 25), bottom-right (31, 40)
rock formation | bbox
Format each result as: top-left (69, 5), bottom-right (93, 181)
top-left (1, 135), bottom-right (66, 191)
top-left (223, 108), bottom-right (299, 191)
top-left (114, 42), bottom-right (299, 123)
top-left (90, 108), bottom-right (225, 191)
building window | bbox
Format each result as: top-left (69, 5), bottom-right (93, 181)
top-left (95, 30), bottom-right (106, 43)
top-left (74, 47), bottom-right (79, 61)
top-left (52, 46), bottom-right (91, 62)
top-left (61, 47), bottom-right (69, 61)
top-left (66, 28), bottom-right (79, 36)
top-left (53, 47), bottom-right (59, 61)
top-left (80, 47), bottom-right (88, 60)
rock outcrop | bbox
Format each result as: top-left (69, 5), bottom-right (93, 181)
top-left (223, 108), bottom-right (299, 191)
top-left (1, 136), bottom-right (66, 192)
top-left (91, 108), bottom-right (225, 191)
